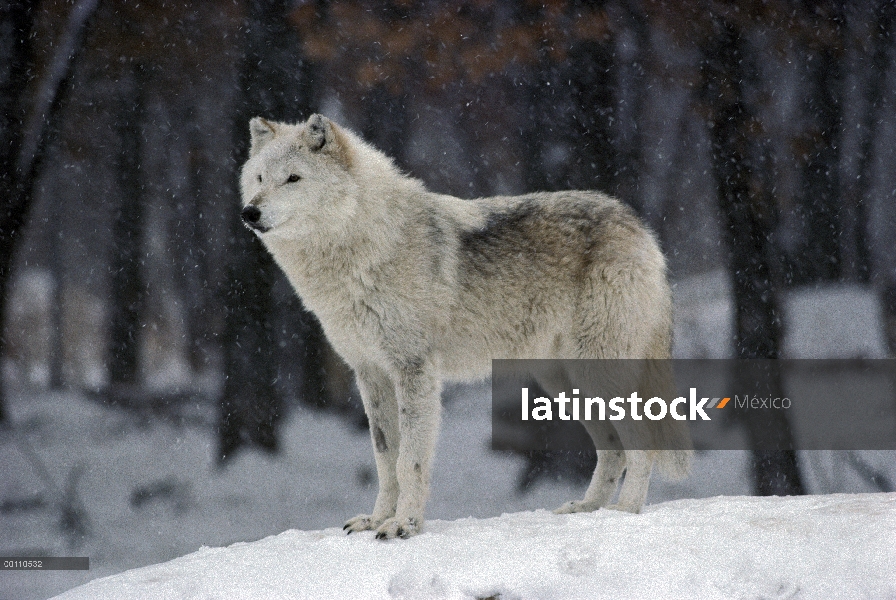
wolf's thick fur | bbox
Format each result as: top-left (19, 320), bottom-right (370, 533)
top-left (240, 114), bottom-right (691, 539)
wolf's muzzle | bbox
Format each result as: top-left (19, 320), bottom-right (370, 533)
top-left (241, 205), bottom-right (269, 232)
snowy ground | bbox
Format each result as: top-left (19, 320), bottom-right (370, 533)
top-left (51, 493), bottom-right (896, 600)
top-left (2, 385), bottom-right (893, 600)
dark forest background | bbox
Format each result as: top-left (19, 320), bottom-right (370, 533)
top-left (2, 0), bottom-right (896, 497)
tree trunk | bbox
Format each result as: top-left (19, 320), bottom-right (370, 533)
top-left (568, 38), bottom-right (618, 196)
top-left (856, 1), bottom-right (896, 348)
top-left (219, 0), bottom-right (322, 462)
top-left (107, 64), bottom-right (147, 387)
top-left (178, 143), bottom-right (212, 373)
top-left (0, 0), bottom-right (99, 420)
top-left (0, 2), bottom-right (34, 422)
top-left (519, 63), bottom-right (560, 193)
top-left (700, 17), bottom-right (804, 496)
top-left (220, 231), bottom-right (281, 458)
top-left (791, 3), bottom-right (846, 284)
top-left (612, 0), bottom-right (650, 213)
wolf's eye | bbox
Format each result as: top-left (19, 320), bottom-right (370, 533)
top-left (287, 174), bottom-right (301, 183)
top-left (257, 174), bottom-right (262, 183)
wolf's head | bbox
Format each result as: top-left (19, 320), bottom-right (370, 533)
top-left (239, 114), bottom-right (360, 240)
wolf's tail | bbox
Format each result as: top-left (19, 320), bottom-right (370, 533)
top-left (641, 359), bottom-right (693, 480)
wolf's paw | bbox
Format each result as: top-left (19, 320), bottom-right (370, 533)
top-left (553, 500), bottom-right (601, 514)
top-left (375, 516), bottom-right (421, 540)
top-left (604, 503), bottom-right (641, 514)
top-left (343, 514), bottom-right (384, 534)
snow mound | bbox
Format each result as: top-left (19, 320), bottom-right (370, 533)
top-left (53, 493), bottom-right (895, 600)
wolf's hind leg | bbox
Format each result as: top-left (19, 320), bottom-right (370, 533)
top-left (344, 366), bottom-right (401, 534)
top-left (529, 368), bottom-right (623, 515)
top-left (555, 421), bottom-right (626, 514)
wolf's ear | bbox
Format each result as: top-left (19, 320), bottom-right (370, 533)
top-left (304, 114), bottom-right (333, 152)
top-left (303, 114), bottom-right (354, 168)
top-left (249, 117), bottom-right (277, 157)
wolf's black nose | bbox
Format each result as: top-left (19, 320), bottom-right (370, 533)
top-left (241, 205), bottom-right (261, 224)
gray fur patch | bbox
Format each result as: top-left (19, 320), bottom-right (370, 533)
top-left (426, 215), bottom-right (446, 276)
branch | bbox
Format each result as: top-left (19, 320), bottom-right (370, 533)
top-left (14, 0), bottom-right (100, 189)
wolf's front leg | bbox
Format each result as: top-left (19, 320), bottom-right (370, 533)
top-left (374, 366), bottom-right (441, 540)
top-left (344, 366), bottom-right (401, 534)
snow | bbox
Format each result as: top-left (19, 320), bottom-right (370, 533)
top-left (51, 493), bottom-right (896, 600)
top-left (782, 285), bottom-right (888, 359)
top-left (2, 385), bottom-right (766, 600)
top-left (671, 270), bottom-right (734, 359)
top-left (671, 272), bottom-right (890, 360)
top-left (4, 383), bottom-right (895, 600)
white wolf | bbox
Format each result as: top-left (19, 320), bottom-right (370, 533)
top-left (240, 114), bottom-right (691, 539)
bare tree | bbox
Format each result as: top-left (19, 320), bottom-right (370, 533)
top-left (107, 63), bottom-right (147, 388)
top-left (218, 0), bottom-right (322, 461)
top-left (848, 0), bottom-right (895, 285)
top-left (0, 0), bottom-right (99, 422)
top-left (856, 1), bottom-right (896, 348)
top-left (791, 2), bottom-right (847, 284)
top-left (611, 0), bottom-right (650, 211)
top-left (699, 10), bottom-right (804, 496)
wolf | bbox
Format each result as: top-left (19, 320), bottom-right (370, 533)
top-left (239, 114), bottom-right (691, 539)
